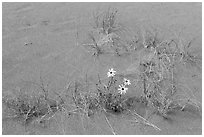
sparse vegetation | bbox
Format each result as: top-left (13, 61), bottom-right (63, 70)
top-left (82, 7), bottom-right (132, 57)
top-left (3, 7), bottom-right (201, 135)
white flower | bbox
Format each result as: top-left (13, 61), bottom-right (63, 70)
top-left (118, 84), bottom-right (128, 94)
top-left (123, 78), bottom-right (131, 86)
top-left (107, 68), bottom-right (116, 77)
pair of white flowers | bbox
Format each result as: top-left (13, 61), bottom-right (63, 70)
top-left (118, 78), bottom-right (131, 94)
top-left (107, 68), bottom-right (131, 95)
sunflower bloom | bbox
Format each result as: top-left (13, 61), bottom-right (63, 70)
top-left (107, 68), bottom-right (116, 77)
top-left (123, 78), bottom-right (131, 86)
top-left (118, 84), bottom-right (128, 94)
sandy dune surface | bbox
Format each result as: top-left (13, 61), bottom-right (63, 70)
top-left (2, 3), bottom-right (202, 135)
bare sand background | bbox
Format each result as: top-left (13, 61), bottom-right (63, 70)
top-left (2, 2), bottom-right (202, 134)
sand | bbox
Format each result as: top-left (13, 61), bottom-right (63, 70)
top-left (2, 2), bottom-right (202, 135)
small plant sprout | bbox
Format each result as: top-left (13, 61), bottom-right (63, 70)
top-left (118, 84), bottom-right (128, 94)
top-left (123, 78), bottom-right (131, 86)
top-left (107, 68), bottom-right (116, 77)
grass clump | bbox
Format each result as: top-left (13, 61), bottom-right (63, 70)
top-left (82, 8), bottom-right (131, 57)
top-left (2, 79), bottom-right (66, 127)
top-left (65, 68), bottom-right (162, 134)
top-left (124, 28), bottom-right (201, 121)
top-left (92, 7), bottom-right (120, 35)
